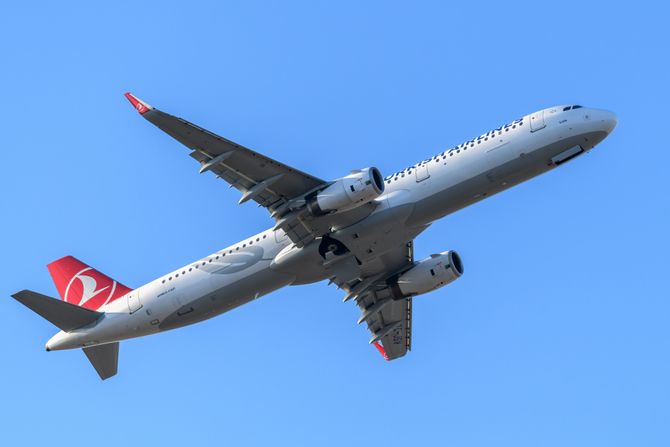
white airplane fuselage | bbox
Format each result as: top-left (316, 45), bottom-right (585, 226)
top-left (46, 105), bottom-right (617, 351)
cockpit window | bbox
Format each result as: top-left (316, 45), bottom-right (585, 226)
top-left (563, 106), bottom-right (571, 111)
top-left (572, 105), bottom-right (583, 109)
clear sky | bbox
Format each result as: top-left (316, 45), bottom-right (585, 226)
top-left (1, 1), bottom-right (668, 446)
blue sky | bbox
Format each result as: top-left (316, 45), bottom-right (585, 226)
top-left (1, 1), bottom-right (668, 445)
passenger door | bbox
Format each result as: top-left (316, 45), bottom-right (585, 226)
top-left (127, 290), bottom-right (142, 314)
top-left (529, 110), bottom-right (546, 132)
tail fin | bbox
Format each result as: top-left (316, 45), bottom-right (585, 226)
top-left (47, 256), bottom-right (132, 310)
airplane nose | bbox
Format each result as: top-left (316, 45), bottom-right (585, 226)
top-left (600, 110), bottom-right (618, 134)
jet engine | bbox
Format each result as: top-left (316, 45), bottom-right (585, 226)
top-left (391, 250), bottom-right (463, 298)
top-left (307, 167), bottom-right (385, 216)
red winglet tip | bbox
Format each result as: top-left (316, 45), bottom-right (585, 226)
top-left (124, 92), bottom-right (152, 114)
top-left (372, 341), bottom-right (389, 361)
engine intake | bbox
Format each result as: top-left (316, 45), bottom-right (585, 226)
top-left (391, 250), bottom-right (463, 298)
top-left (307, 167), bottom-right (385, 216)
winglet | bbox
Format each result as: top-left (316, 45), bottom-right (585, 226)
top-left (372, 341), bottom-right (389, 361)
top-left (124, 92), bottom-right (153, 114)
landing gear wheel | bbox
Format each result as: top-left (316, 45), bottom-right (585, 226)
top-left (318, 235), bottom-right (349, 258)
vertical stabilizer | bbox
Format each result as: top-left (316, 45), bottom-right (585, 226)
top-left (47, 256), bottom-right (132, 310)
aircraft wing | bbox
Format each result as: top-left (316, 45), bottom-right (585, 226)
top-left (332, 241), bottom-right (415, 361)
top-left (125, 93), bottom-right (383, 247)
top-left (124, 93), bottom-right (326, 224)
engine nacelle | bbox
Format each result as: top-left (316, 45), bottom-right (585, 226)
top-left (307, 167), bottom-right (385, 216)
top-left (391, 250), bottom-right (463, 298)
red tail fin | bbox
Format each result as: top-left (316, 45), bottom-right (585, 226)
top-left (47, 256), bottom-right (132, 310)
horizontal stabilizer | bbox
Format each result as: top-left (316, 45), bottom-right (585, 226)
top-left (83, 342), bottom-right (119, 380)
top-left (11, 290), bottom-right (102, 332)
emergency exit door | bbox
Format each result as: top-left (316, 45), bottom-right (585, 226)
top-left (415, 163), bottom-right (430, 182)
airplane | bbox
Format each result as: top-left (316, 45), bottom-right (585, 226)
top-left (12, 95), bottom-right (617, 379)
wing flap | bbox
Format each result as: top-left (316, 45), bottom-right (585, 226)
top-left (357, 289), bottom-right (412, 361)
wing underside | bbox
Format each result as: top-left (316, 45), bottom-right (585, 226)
top-left (333, 242), bottom-right (415, 361)
top-left (124, 93), bottom-right (325, 209)
top-left (125, 93), bottom-right (383, 248)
